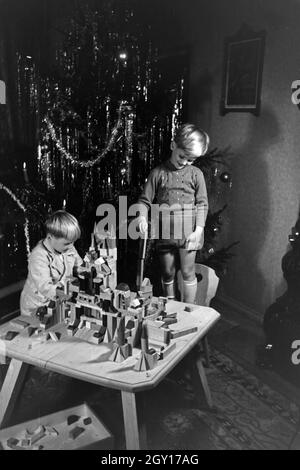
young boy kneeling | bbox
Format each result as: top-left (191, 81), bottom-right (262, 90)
top-left (20, 210), bottom-right (83, 316)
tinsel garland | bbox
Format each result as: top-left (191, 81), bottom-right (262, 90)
top-left (43, 100), bottom-right (126, 168)
top-left (0, 183), bottom-right (30, 257)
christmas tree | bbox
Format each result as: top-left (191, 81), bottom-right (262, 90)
top-left (0, 0), bottom-right (237, 289)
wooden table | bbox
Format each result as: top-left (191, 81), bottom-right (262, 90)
top-left (0, 300), bottom-right (220, 450)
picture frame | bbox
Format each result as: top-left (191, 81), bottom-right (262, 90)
top-left (220, 24), bottom-right (266, 116)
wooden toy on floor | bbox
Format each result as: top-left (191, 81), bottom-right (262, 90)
top-left (69, 426), bottom-right (85, 440)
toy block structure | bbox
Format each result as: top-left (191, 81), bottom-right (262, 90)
top-left (29, 222), bottom-right (201, 372)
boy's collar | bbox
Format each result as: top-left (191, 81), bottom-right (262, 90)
top-left (165, 159), bottom-right (189, 171)
top-left (42, 238), bottom-right (62, 256)
top-left (42, 238), bottom-right (75, 256)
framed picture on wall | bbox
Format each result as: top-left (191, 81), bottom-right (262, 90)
top-left (220, 24), bottom-right (266, 116)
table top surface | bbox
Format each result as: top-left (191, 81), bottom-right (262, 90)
top-left (0, 300), bottom-right (220, 392)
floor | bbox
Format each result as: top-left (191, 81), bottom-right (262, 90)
top-left (211, 298), bottom-right (300, 400)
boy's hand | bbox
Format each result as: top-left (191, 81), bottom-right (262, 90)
top-left (185, 226), bottom-right (204, 251)
top-left (137, 216), bottom-right (148, 235)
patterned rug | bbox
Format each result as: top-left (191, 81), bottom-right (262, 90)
top-left (146, 347), bottom-right (300, 450)
top-left (6, 346), bottom-right (300, 450)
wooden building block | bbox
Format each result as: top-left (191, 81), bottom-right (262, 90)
top-left (40, 314), bottom-right (53, 329)
top-left (170, 326), bottom-right (198, 339)
top-left (20, 438), bottom-right (31, 447)
top-left (145, 319), bottom-right (165, 328)
top-left (159, 342), bottom-right (176, 359)
top-left (67, 415), bottom-right (80, 425)
top-left (148, 341), bottom-right (166, 352)
top-left (162, 317), bottom-right (178, 326)
top-left (45, 427), bottom-right (59, 437)
top-left (69, 426), bottom-right (85, 440)
top-left (109, 343), bottom-right (132, 363)
top-left (83, 417), bottom-right (92, 426)
top-left (7, 437), bottom-right (19, 449)
top-left (184, 305), bottom-right (197, 312)
top-left (49, 331), bottom-right (61, 342)
top-left (90, 331), bottom-right (105, 345)
top-left (101, 264), bottom-right (111, 275)
top-left (4, 331), bottom-right (19, 341)
top-left (24, 326), bottom-right (37, 337)
top-left (67, 324), bottom-right (78, 336)
top-left (147, 325), bottom-right (171, 345)
top-left (130, 298), bottom-right (140, 308)
top-left (134, 350), bottom-right (158, 372)
top-left (164, 311), bottom-right (177, 319)
top-left (26, 425), bottom-right (46, 445)
top-left (104, 315), bottom-right (117, 343)
top-left (10, 319), bottom-right (30, 329)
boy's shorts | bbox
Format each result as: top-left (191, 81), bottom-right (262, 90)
top-left (152, 211), bottom-right (203, 254)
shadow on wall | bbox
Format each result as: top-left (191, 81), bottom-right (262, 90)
top-left (274, 206), bottom-right (300, 301)
top-left (189, 69), bottom-right (214, 129)
top-left (224, 106), bottom-right (281, 312)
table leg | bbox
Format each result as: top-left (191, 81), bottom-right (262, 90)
top-left (202, 336), bottom-right (210, 368)
top-left (0, 358), bottom-right (29, 429)
top-left (0, 362), bottom-right (9, 390)
top-left (121, 391), bottom-right (147, 450)
top-left (191, 350), bottom-right (213, 409)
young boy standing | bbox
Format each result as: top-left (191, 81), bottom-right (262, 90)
top-left (137, 124), bottom-right (209, 303)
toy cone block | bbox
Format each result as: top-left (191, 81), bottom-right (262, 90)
top-left (134, 350), bottom-right (158, 371)
top-left (116, 316), bottom-right (126, 346)
top-left (141, 323), bottom-right (149, 352)
top-left (146, 351), bottom-right (158, 369)
top-left (131, 319), bottom-right (143, 347)
top-left (104, 315), bottom-right (117, 342)
top-left (134, 352), bottom-right (149, 371)
top-left (109, 343), bottom-right (131, 363)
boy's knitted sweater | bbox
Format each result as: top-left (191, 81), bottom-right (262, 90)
top-left (138, 159), bottom-right (208, 227)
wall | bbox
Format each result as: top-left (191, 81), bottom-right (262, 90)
top-left (172, 0), bottom-right (300, 317)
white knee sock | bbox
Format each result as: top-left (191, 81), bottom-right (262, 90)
top-left (162, 279), bottom-right (175, 299)
top-left (183, 278), bottom-right (197, 304)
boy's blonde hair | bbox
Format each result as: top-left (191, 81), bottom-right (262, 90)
top-left (174, 123), bottom-right (210, 157)
top-left (45, 210), bottom-right (81, 242)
